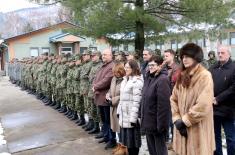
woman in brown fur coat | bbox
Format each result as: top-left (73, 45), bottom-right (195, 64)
top-left (170, 43), bottom-right (215, 155)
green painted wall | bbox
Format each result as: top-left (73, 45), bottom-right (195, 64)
top-left (14, 29), bottom-right (62, 59)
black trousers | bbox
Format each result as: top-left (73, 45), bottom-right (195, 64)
top-left (146, 133), bottom-right (168, 155)
top-left (98, 106), bottom-right (116, 142)
top-left (128, 147), bottom-right (139, 155)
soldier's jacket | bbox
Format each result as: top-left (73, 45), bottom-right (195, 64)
top-left (88, 60), bottom-right (102, 98)
top-left (46, 61), bottom-right (53, 84)
top-left (80, 60), bottom-right (92, 94)
top-left (50, 63), bottom-right (58, 86)
top-left (66, 65), bottom-right (75, 94)
top-left (41, 60), bottom-right (48, 83)
top-left (57, 63), bottom-right (68, 89)
top-left (72, 64), bottom-right (81, 94)
top-left (207, 58), bottom-right (217, 68)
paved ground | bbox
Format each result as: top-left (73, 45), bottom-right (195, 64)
top-left (0, 76), bottom-right (176, 155)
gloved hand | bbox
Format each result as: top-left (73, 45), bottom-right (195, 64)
top-left (106, 99), bottom-right (112, 107)
top-left (174, 119), bottom-right (186, 130)
top-left (179, 127), bottom-right (188, 138)
top-left (131, 122), bottom-right (137, 127)
top-left (174, 119), bottom-right (188, 138)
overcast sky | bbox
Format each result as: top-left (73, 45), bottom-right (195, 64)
top-left (0, 0), bottom-right (39, 13)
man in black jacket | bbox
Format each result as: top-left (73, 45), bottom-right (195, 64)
top-left (209, 46), bottom-right (235, 155)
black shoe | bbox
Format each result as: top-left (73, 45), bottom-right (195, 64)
top-left (68, 111), bottom-right (75, 119)
top-left (98, 138), bottom-right (109, 144)
top-left (95, 132), bottom-right (104, 139)
top-left (82, 121), bottom-right (90, 129)
top-left (42, 97), bottom-right (48, 103)
top-left (77, 115), bottom-right (86, 126)
top-left (75, 118), bottom-right (81, 124)
top-left (85, 119), bottom-right (94, 131)
top-left (53, 102), bottom-right (61, 109)
top-left (71, 112), bottom-right (78, 120)
top-left (104, 141), bottom-right (117, 150)
top-left (50, 101), bottom-right (56, 106)
top-left (59, 105), bottom-right (67, 113)
top-left (40, 95), bottom-right (45, 100)
top-left (88, 122), bottom-right (100, 134)
top-left (45, 100), bottom-right (52, 106)
top-left (66, 110), bottom-right (73, 117)
top-left (64, 108), bottom-right (71, 115)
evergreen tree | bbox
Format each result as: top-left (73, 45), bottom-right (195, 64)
top-left (30, 0), bottom-right (235, 56)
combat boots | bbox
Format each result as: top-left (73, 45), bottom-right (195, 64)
top-left (77, 115), bottom-right (86, 126)
top-left (53, 102), bottom-right (61, 109)
top-left (85, 119), bottom-right (94, 131)
top-left (58, 105), bottom-right (67, 113)
top-left (45, 99), bottom-right (52, 106)
top-left (70, 111), bottom-right (78, 120)
top-left (88, 122), bottom-right (100, 134)
top-left (82, 120), bottom-right (90, 129)
top-left (64, 108), bottom-right (72, 115)
top-left (68, 111), bottom-right (75, 119)
top-left (50, 101), bottom-right (56, 106)
top-left (42, 97), bottom-right (49, 103)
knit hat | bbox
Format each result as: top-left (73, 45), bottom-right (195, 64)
top-left (180, 43), bottom-right (203, 63)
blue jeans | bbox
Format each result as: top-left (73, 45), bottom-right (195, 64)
top-left (214, 115), bottom-right (235, 155)
top-left (98, 106), bottom-right (116, 142)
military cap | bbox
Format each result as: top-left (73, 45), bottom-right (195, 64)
top-left (114, 51), bottom-right (122, 56)
top-left (74, 54), bottom-right (81, 60)
top-left (125, 51), bottom-right (135, 56)
top-left (82, 50), bottom-right (91, 55)
top-left (61, 57), bottom-right (67, 63)
top-left (91, 50), bottom-right (101, 56)
top-left (68, 57), bottom-right (75, 61)
top-left (42, 52), bottom-right (49, 56)
top-left (208, 50), bottom-right (215, 56)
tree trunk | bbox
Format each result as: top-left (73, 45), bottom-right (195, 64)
top-left (135, 0), bottom-right (144, 59)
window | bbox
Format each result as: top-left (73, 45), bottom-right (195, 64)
top-left (41, 47), bottom-right (50, 55)
top-left (231, 47), bottom-right (235, 60)
top-left (124, 44), bottom-right (128, 51)
top-left (203, 38), bottom-right (207, 47)
top-left (221, 38), bottom-right (229, 45)
top-left (155, 42), bottom-right (164, 50)
top-left (61, 47), bottom-right (73, 54)
top-left (197, 39), bottom-right (203, 47)
top-left (80, 47), bottom-right (88, 53)
top-left (171, 40), bottom-right (177, 49)
top-left (30, 48), bottom-right (39, 57)
top-left (230, 32), bottom-right (235, 45)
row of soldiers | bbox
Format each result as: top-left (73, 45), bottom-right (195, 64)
top-left (8, 50), bottom-right (104, 134)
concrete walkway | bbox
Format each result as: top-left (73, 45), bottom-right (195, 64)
top-left (0, 77), bottom-right (176, 155)
top-left (0, 77), bottom-right (112, 155)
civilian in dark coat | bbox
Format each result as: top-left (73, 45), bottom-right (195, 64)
top-left (209, 46), bottom-right (235, 155)
top-left (141, 55), bottom-right (171, 155)
top-left (93, 49), bottom-right (116, 149)
top-left (141, 49), bottom-right (153, 80)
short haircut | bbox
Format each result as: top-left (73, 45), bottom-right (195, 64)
top-left (149, 55), bottom-right (164, 65)
top-left (126, 60), bottom-right (141, 76)
top-left (112, 62), bottom-right (126, 77)
top-left (143, 48), bottom-right (154, 55)
top-left (164, 49), bottom-right (176, 56)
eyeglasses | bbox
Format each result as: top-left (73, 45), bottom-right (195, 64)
top-left (148, 63), bottom-right (157, 67)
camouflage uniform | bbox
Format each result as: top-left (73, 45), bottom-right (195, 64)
top-left (73, 56), bottom-right (83, 114)
top-left (207, 51), bottom-right (217, 68)
top-left (50, 59), bottom-right (59, 104)
top-left (88, 53), bottom-right (102, 123)
top-left (80, 51), bottom-right (92, 115)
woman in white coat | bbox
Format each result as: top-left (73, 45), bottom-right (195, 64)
top-left (117, 59), bottom-right (143, 155)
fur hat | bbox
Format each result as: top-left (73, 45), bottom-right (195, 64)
top-left (180, 43), bottom-right (203, 63)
